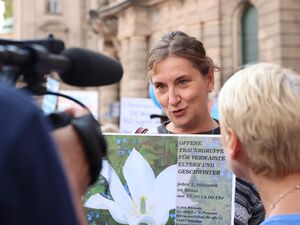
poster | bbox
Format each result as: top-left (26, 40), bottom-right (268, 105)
top-left (119, 97), bottom-right (162, 133)
top-left (84, 134), bottom-right (234, 225)
top-left (57, 90), bottom-right (98, 119)
top-left (0, 0), bottom-right (13, 34)
top-left (42, 77), bottom-right (60, 114)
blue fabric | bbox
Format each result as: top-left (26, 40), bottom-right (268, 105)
top-left (260, 214), bottom-right (300, 225)
top-left (210, 96), bottom-right (219, 120)
top-left (0, 83), bottom-right (79, 225)
top-left (148, 83), bottom-right (162, 110)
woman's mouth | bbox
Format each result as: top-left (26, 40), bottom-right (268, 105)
top-left (171, 108), bottom-right (185, 117)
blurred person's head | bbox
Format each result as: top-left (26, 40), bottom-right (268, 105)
top-left (147, 31), bottom-right (217, 133)
top-left (219, 62), bottom-right (300, 181)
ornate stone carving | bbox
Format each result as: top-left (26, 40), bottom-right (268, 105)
top-left (99, 0), bottom-right (109, 7)
top-left (89, 11), bottom-right (119, 49)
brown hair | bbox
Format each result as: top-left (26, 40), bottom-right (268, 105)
top-left (148, 31), bottom-right (217, 80)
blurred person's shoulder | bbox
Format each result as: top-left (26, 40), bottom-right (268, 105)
top-left (0, 83), bottom-right (39, 116)
top-left (0, 83), bottom-right (51, 151)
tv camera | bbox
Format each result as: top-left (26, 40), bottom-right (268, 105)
top-left (0, 35), bottom-right (123, 185)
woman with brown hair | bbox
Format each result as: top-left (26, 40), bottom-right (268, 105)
top-left (142, 31), bottom-right (265, 224)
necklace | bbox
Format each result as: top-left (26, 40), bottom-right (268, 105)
top-left (266, 183), bottom-right (300, 218)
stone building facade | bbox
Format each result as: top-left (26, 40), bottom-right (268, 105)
top-left (5, 0), bottom-right (89, 46)
top-left (90, 0), bottom-right (300, 126)
top-left (2, 0), bottom-right (300, 127)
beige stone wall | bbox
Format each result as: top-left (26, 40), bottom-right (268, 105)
top-left (220, 0), bottom-right (300, 80)
top-left (2, 0), bottom-right (101, 46)
top-left (0, 0), bottom-right (105, 120)
top-left (117, 6), bottom-right (150, 98)
top-left (279, 0), bottom-right (300, 71)
top-left (257, 0), bottom-right (281, 65)
top-left (93, 0), bottom-right (300, 126)
top-left (130, 0), bottom-right (300, 81)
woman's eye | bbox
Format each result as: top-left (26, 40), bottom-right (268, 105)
top-left (178, 80), bottom-right (188, 86)
top-left (154, 83), bottom-right (165, 90)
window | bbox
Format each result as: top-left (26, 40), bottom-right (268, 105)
top-left (46, 0), bottom-right (61, 14)
top-left (241, 5), bottom-right (258, 65)
top-left (0, 0), bottom-right (13, 33)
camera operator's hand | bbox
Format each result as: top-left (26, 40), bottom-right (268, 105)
top-left (52, 108), bottom-right (90, 225)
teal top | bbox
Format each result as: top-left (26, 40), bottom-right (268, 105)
top-left (260, 214), bottom-right (300, 225)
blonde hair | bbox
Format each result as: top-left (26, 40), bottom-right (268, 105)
top-left (147, 31), bottom-right (217, 81)
top-left (219, 63), bottom-right (300, 178)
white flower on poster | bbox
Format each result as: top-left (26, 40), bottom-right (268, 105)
top-left (85, 148), bottom-right (177, 225)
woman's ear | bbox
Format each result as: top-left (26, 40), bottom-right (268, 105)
top-left (207, 67), bottom-right (215, 93)
top-left (227, 129), bottom-right (241, 160)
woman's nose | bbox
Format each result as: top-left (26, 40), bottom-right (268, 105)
top-left (168, 88), bottom-right (181, 106)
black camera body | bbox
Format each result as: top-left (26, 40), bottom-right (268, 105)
top-left (0, 35), bottom-right (123, 185)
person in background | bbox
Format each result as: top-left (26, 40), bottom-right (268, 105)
top-left (219, 63), bottom-right (300, 225)
top-left (142, 30), bottom-right (265, 224)
top-left (0, 83), bottom-right (91, 225)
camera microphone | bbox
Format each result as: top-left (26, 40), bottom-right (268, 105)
top-left (0, 45), bottom-right (123, 87)
top-left (60, 48), bottom-right (123, 87)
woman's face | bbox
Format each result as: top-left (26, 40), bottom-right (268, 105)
top-left (151, 56), bottom-right (214, 132)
